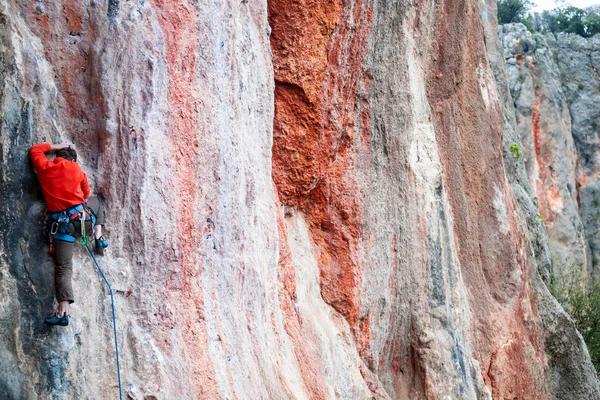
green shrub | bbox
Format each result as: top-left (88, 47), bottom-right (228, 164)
top-left (550, 267), bottom-right (600, 376)
top-left (532, 212), bottom-right (545, 226)
top-left (510, 143), bottom-right (522, 159)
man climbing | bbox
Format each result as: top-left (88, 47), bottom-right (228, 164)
top-left (29, 142), bottom-right (109, 327)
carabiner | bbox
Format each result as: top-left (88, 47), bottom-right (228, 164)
top-left (50, 221), bottom-right (59, 235)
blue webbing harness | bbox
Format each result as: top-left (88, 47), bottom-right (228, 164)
top-left (49, 204), bottom-right (97, 243)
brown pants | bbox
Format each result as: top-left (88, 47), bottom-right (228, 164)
top-left (52, 196), bottom-right (106, 304)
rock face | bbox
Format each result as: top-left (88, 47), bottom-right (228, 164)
top-left (553, 32), bottom-right (600, 274)
top-left (499, 24), bottom-right (588, 276)
top-left (500, 24), bottom-right (600, 277)
top-left (494, 21), bottom-right (600, 399)
top-left (0, 1), bottom-right (599, 400)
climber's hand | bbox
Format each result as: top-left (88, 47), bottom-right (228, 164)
top-left (50, 142), bottom-right (72, 151)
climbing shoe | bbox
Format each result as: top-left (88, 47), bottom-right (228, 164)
top-left (95, 236), bottom-right (109, 250)
top-left (44, 312), bottom-right (69, 327)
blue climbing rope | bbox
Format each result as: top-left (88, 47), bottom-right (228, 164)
top-left (84, 244), bottom-right (123, 400)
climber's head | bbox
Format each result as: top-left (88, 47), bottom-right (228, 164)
top-left (56, 147), bottom-right (77, 162)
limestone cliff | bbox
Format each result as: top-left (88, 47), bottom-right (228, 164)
top-left (498, 23), bottom-right (600, 279)
top-left (0, 1), bottom-right (598, 400)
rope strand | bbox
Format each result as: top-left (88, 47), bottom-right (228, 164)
top-left (85, 244), bottom-right (123, 400)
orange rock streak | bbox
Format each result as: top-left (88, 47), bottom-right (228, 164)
top-left (532, 93), bottom-right (563, 223)
top-left (153, 2), bottom-right (218, 397)
top-left (269, 0), bottom-right (372, 348)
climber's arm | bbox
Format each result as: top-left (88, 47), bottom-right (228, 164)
top-left (30, 143), bottom-right (71, 172)
top-left (29, 143), bottom-right (53, 172)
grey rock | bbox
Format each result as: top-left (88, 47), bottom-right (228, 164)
top-left (579, 179), bottom-right (600, 268)
top-left (500, 24), bottom-right (589, 276)
top-left (491, 21), bottom-right (600, 399)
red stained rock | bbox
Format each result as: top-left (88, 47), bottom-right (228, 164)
top-left (269, 0), bottom-right (372, 334)
top-left (425, 2), bottom-right (549, 398)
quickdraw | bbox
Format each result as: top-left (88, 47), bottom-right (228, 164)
top-left (79, 210), bottom-right (88, 246)
top-left (129, 125), bottom-right (143, 156)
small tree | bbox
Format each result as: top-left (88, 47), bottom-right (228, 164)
top-left (522, 13), bottom-right (545, 32)
top-left (498, 0), bottom-right (535, 23)
top-left (556, 6), bottom-right (588, 36)
top-left (584, 9), bottom-right (600, 36)
top-left (524, 5), bottom-right (600, 37)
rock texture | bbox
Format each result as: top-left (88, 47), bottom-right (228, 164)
top-left (0, 1), bottom-right (599, 400)
top-left (553, 32), bottom-right (600, 275)
top-left (499, 24), bottom-right (600, 278)
top-left (500, 24), bottom-right (588, 276)
top-left (493, 21), bottom-right (600, 399)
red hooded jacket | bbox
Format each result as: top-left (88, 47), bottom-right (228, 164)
top-left (30, 143), bottom-right (90, 212)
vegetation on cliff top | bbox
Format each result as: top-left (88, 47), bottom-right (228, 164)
top-left (550, 268), bottom-right (600, 376)
top-left (497, 0), bottom-right (600, 37)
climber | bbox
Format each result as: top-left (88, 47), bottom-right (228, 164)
top-left (29, 142), bottom-right (109, 327)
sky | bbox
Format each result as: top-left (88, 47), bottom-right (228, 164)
top-left (532, 0), bottom-right (600, 12)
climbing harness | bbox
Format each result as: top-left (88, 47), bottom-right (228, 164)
top-left (84, 244), bottom-right (123, 400)
top-left (48, 204), bottom-right (97, 245)
top-left (48, 204), bottom-right (83, 243)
